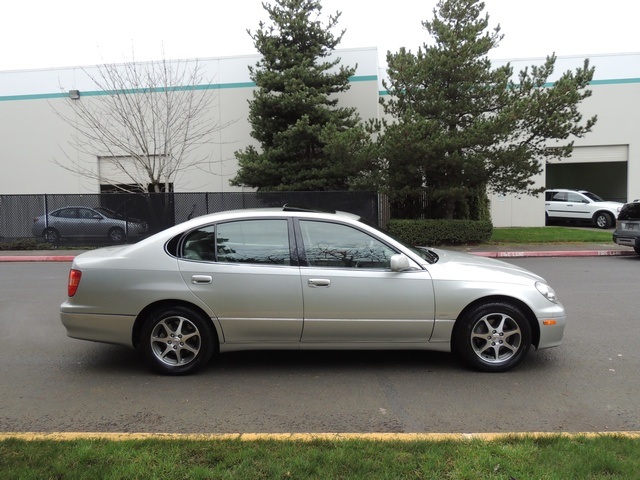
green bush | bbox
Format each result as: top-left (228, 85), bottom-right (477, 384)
top-left (0, 239), bottom-right (43, 251)
top-left (387, 219), bottom-right (493, 246)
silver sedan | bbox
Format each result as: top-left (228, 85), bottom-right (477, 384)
top-left (32, 206), bottom-right (147, 243)
top-left (60, 207), bottom-right (566, 375)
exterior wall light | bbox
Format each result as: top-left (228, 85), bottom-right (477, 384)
top-left (69, 90), bottom-right (80, 100)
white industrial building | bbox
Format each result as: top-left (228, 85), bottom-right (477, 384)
top-left (0, 47), bottom-right (638, 227)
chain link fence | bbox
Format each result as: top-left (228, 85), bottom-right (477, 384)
top-left (0, 191), bottom-right (382, 246)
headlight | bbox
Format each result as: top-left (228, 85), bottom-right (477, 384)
top-left (535, 282), bottom-right (558, 303)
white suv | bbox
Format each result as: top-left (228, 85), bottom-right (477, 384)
top-left (544, 189), bottom-right (623, 229)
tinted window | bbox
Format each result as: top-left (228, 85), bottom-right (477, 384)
top-left (217, 220), bottom-right (291, 265)
top-left (618, 203), bottom-right (640, 221)
top-left (300, 220), bottom-right (396, 269)
top-left (567, 192), bottom-right (587, 203)
top-left (55, 208), bottom-right (78, 218)
top-left (182, 225), bottom-right (216, 261)
top-left (581, 191), bottom-right (604, 202)
top-left (78, 208), bottom-right (97, 219)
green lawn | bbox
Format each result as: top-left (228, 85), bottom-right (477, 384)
top-left (489, 226), bottom-right (613, 244)
top-left (2, 435), bottom-right (640, 479)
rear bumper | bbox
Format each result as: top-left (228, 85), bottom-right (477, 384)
top-left (60, 310), bottom-right (136, 348)
top-left (613, 233), bottom-right (640, 248)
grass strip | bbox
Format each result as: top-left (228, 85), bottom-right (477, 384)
top-left (490, 227), bottom-right (613, 244)
top-left (2, 434), bottom-right (640, 479)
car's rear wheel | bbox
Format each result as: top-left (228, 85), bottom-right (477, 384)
top-left (453, 301), bottom-right (532, 372)
top-left (43, 227), bottom-right (60, 243)
top-left (594, 212), bottom-right (613, 229)
top-left (140, 306), bottom-right (217, 375)
top-left (108, 227), bottom-right (125, 243)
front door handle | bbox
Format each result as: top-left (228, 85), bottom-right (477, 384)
top-left (191, 275), bottom-right (212, 285)
top-left (308, 278), bottom-right (331, 288)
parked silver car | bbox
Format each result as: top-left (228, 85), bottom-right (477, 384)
top-left (60, 207), bottom-right (566, 375)
top-left (32, 206), bottom-right (148, 243)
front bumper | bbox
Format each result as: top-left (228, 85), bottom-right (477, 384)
top-left (537, 311), bottom-right (567, 349)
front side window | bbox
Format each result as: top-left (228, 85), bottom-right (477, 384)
top-left (567, 192), bottom-right (587, 203)
top-left (78, 208), bottom-right (97, 219)
top-left (299, 220), bottom-right (396, 269)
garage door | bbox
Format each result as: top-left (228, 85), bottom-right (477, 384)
top-left (546, 145), bottom-right (628, 164)
top-left (546, 145), bottom-right (628, 203)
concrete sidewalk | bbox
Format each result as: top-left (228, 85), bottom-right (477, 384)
top-left (0, 242), bottom-right (634, 262)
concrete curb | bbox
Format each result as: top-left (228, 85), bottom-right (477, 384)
top-left (1, 431), bottom-right (640, 442)
top-left (0, 255), bottom-right (76, 262)
top-left (474, 249), bottom-right (635, 258)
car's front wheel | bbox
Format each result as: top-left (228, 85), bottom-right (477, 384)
top-left (43, 227), bottom-right (60, 243)
top-left (453, 301), bottom-right (532, 372)
top-left (140, 306), bottom-right (217, 375)
top-left (594, 212), bottom-right (613, 229)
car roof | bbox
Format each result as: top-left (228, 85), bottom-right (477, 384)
top-left (174, 206), bottom-right (362, 232)
top-left (545, 189), bottom-right (587, 192)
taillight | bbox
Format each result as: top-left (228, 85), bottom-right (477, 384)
top-left (68, 269), bottom-right (82, 297)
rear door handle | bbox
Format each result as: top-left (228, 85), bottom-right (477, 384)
top-left (191, 275), bottom-right (212, 285)
top-left (308, 278), bottom-right (331, 288)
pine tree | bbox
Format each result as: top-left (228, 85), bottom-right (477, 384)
top-left (231, 0), bottom-right (370, 191)
top-left (380, 0), bottom-right (596, 219)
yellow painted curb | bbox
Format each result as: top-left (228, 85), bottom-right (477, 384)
top-left (1, 432), bottom-right (640, 442)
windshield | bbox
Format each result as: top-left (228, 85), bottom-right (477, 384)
top-left (581, 191), bottom-right (604, 202)
top-left (95, 207), bottom-right (121, 219)
top-left (358, 218), bottom-right (439, 264)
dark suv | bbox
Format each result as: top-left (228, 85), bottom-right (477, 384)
top-left (613, 201), bottom-right (640, 254)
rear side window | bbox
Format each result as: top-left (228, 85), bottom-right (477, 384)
top-left (547, 192), bottom-right (568, 202)
top-left (55, 208), bottom-right (78, 218)
top-left (618, 203), bottom-right (640, 221)
top-left (216, 220), bottom-right (291, 265)
top-left (182, 226), bottom-right (216, 260)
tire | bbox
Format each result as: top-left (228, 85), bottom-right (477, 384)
top-left (108, 227), bottom-right (125, 243)
top-left (594, 212), bottom-right (613, 229)
top-left (140, 306), bottom-right (217, 375)
top-left (453, 301), bottom-right (532, 373)
top-left (43, 227), bottom-right (60, 243)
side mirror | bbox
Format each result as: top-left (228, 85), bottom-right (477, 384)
top-left (390, 254), bottom-right (411, 272)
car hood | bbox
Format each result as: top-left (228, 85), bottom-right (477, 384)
top-left (593, 201), bottom-right (624, 209)
top-left (422, 247), bottom-right (546, 284)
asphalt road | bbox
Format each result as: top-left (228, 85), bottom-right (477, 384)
top-left (1, 256), bottom-right (639, 434)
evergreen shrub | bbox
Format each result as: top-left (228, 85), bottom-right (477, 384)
top-left (387, 219), bottom-right (493, 246)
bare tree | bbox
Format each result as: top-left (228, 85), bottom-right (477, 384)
top-left (53, 52), bottom-right (226, 193)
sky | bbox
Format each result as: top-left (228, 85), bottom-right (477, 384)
top-left (1, 0), bottom-right (638, 72)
